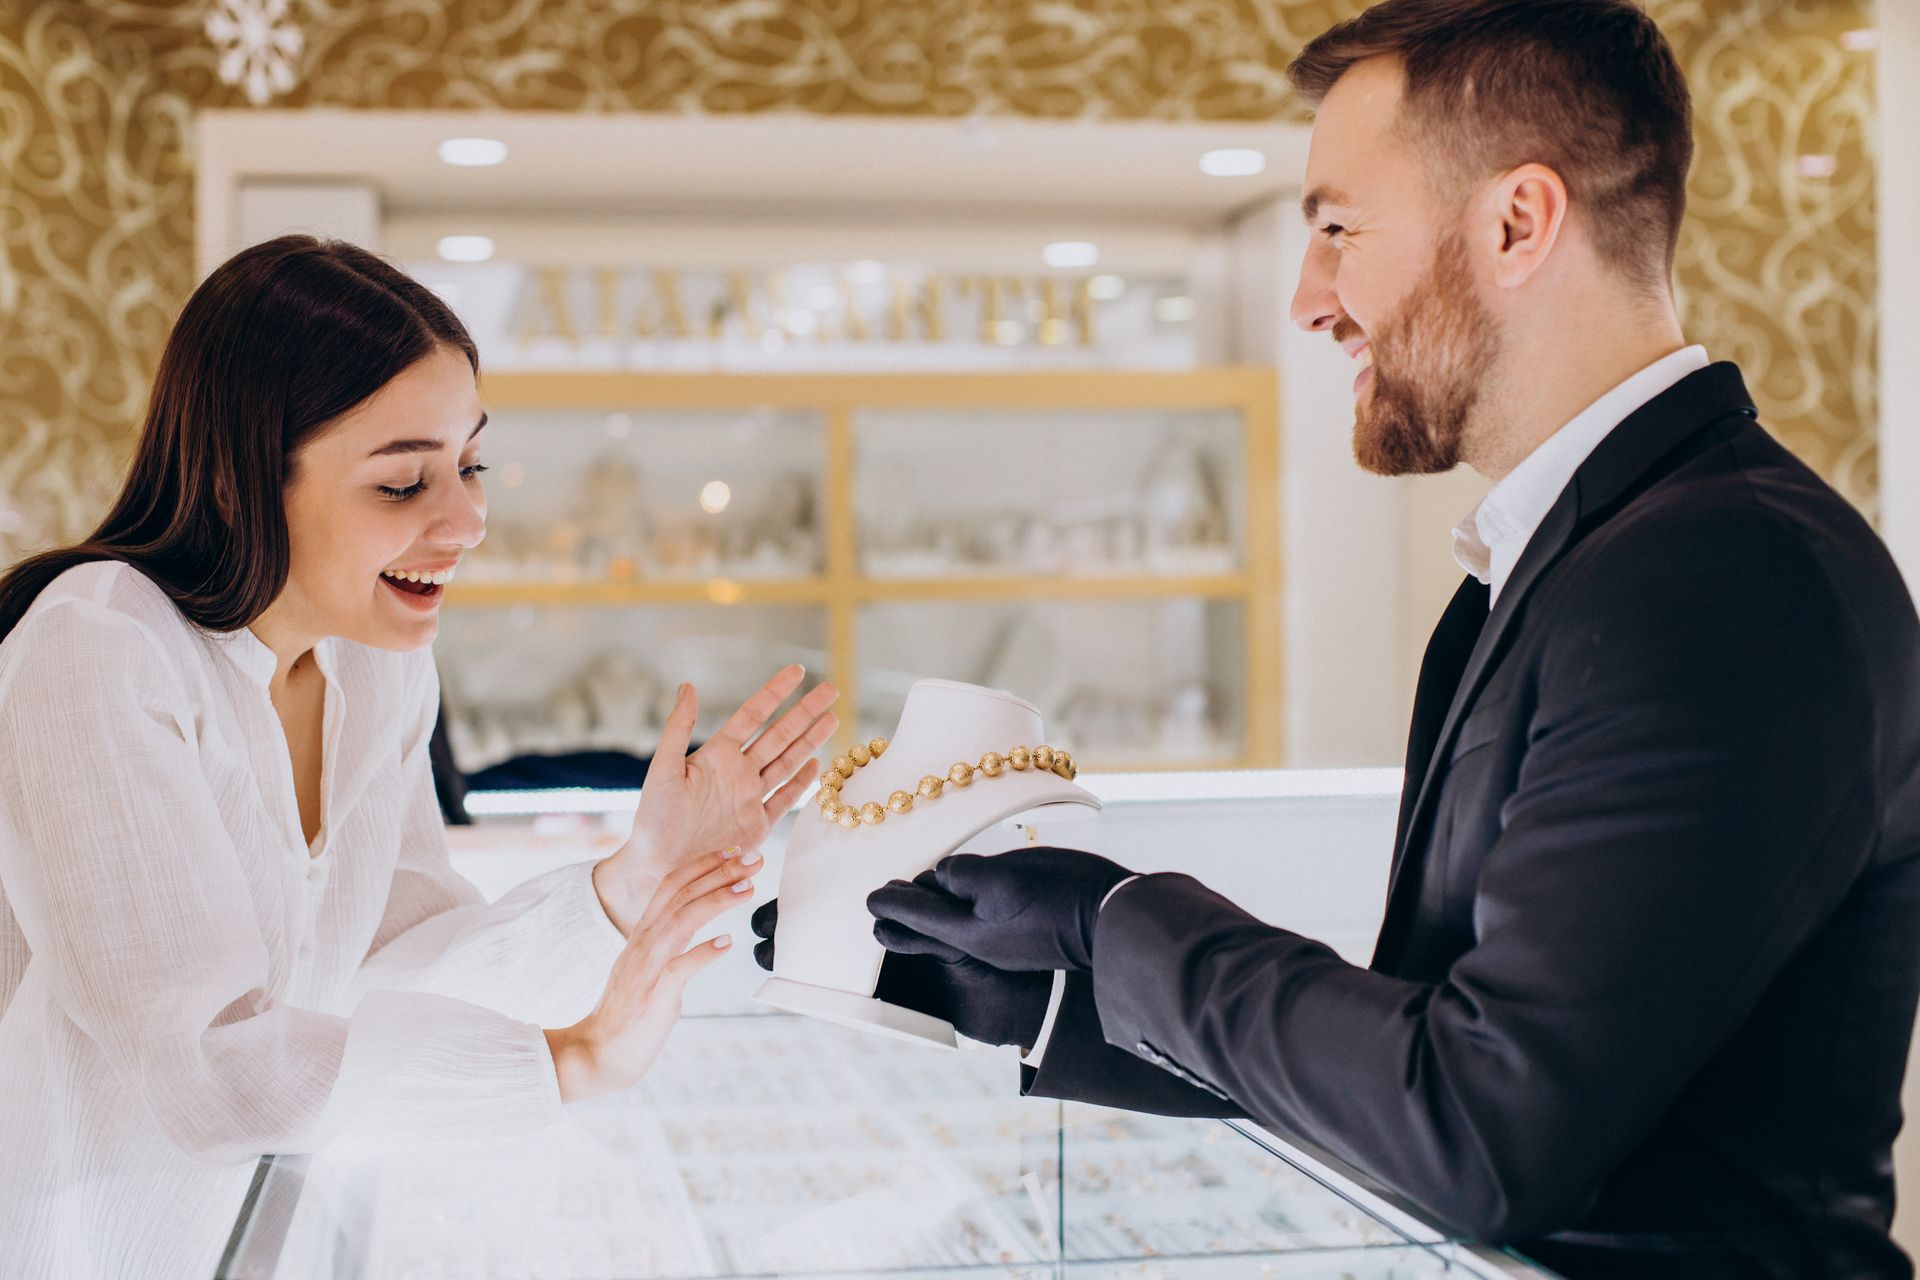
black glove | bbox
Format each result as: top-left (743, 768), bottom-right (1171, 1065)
top-left (865, 847), bottom-right (1134, 973)
top-left (750, 895), bottom-right (1052, 1052)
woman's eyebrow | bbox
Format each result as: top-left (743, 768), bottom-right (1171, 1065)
top-left (365, 413), bottom-right (488, 458)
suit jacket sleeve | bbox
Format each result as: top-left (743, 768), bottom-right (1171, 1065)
top-left (1020, 972), bottom-right (1244, 1118)
top-left (1089, 506), bottom-right (1879, 1241)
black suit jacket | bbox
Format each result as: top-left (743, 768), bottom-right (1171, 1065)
top-left (1026, 364), bottom-right (1920, 1278)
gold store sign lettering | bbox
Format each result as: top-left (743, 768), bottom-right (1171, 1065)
top-left (512, 267), bottom-right (1101, 348)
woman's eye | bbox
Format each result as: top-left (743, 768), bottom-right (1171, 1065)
top-left (378, 463), bottom-right (485, 500)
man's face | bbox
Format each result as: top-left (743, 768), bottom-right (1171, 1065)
top-left (1290, 57), bottom-right (1501, 476)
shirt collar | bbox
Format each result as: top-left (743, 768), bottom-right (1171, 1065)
top-left (200, 625), bottom-right (338, 688)
top-left (1452, 344), bottom-right (1709, 607)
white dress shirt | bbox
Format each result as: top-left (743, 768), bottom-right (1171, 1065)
top-left (0, 562), bottom-right (627, 1278)
top-left (1453, 345), bottom-right (1709, 606)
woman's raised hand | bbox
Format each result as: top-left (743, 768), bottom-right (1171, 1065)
top-left (547, 848), bottom-right (759, 1102)
top-left (595, 665), bottom-right (835, 932)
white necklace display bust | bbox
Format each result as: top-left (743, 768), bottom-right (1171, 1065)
top-left (757, 678), bottom-right (1100, 1045)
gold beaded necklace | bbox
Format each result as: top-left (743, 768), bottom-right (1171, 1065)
top-left (815, 737), bottom-right (1078, 829)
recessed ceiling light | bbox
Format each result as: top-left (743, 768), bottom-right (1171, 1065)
top-left (1043, 241), bottom-right (1098, 269)
top-left (436, 235), bottom-right (494, 263)
top-left (700, 481), bottom-right (732, 514)
top-left (1199, 148), bottom-right (1267, 177)
top-left (439, 137), bottom-right (508, 167)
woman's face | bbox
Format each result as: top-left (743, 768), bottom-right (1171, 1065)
top-left (277, 346), bottom-right (488, 653)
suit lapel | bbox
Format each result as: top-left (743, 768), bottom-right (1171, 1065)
top-left (1371, 362), bottom-right (1760, 972)
top-left (1390, 575), bottom-right (1490, 869)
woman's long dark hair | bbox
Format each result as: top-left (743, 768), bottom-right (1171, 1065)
top-left (0, 235), bottom-right (477, 643)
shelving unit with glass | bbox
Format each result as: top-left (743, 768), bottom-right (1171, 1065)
top-left (439, 369), bottom-right (1282, 777)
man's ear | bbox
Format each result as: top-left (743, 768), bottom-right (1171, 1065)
top-left (1488, 162), bottom-right (1569, 290)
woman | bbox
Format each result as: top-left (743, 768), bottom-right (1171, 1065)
top-left (0, 236), bottom-right (836, 1277)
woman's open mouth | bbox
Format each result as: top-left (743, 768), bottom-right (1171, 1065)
top-left (380, 567), bottom-right (453, 610)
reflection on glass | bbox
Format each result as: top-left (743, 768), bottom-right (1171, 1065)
top-left (437, 606), bottom-right (827, 771)
top-left (463, 408), bottom-right (825, 583)
top-left (856, 409), bottom-right (1244, 580)
top-left (860, 601), bottom-right (1246, 767)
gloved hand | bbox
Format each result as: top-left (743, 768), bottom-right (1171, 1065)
top-left (750, 895), bottom-right (1053, 1052)
top-left (865, 847), bottom-right (1134, 973)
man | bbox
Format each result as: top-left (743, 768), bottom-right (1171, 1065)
top-left (759, 1), bottom-right (1920, 1275)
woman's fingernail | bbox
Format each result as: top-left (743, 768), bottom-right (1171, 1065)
top-left (733, 879), bottom-right (755, 894)
top-left (715, 935), bottom-right (733, 949)
top-left (723, 845), bottom-right (742, 859)
top-left (740, 851), bottom-right (762, 867)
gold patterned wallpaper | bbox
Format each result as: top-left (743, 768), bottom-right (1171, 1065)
top-left (0, 0), bottom-right (1878, 563)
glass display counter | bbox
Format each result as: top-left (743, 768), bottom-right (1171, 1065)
top-left (216, 772), bottom-right (1560, 1280)
top-left (215, 1011), bottom-right (1553, 1279)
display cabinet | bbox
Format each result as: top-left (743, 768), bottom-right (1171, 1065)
top-left (215, 1013), bottom-right (1554, 1280)
top-left (214, 773), bottom-right (1568, 1278)
top-left (439, 371), bottom-right (1281, 775)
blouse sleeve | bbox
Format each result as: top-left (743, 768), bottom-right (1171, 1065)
top-left (346, 649), bottom-right (627, 1029)
top-left (0, 600), bottom-right (564, 1164)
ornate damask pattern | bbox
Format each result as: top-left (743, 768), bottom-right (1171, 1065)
top-left (0, 0), bottom-right (1880, 562)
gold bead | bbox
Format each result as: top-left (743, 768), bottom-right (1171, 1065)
top-left (860, 801), bottom-right (886, 825)
top-left (832, 754), bottom-right (855, 777)
top-left (979, 751), bottom-right (1005, 778)
top-left (887, 790), bottom-right (914, 815)
top-left (837, 808), bottom-right (862, 829)
top-left (917, 774), bottom-right (945, 800)
top-left (869, 737), bottom-right (889, 759)
top-left (1008, 746), bottom-right (1032, 771)
top-left (817, 790), bottom-right (838, 810)
top-left (1033, 746), bottom-right (1055, 770)
top-left (949, 762), bottom-right (975, 787)
top-left (1053, 751), bottom-right (1075, 779)
top-left (850, 743), bottom-right (872, 767)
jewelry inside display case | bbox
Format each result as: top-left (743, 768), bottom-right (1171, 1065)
top-left (434, 370), bottom-right (1282, 782)
top-left (216, 1014), bottom-right (1555, 1280)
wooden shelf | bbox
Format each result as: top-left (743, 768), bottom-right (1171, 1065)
top-left (444, 368), bottom-right (1284, 770)
top-left (445, 578), bottom-right (830, 607)
top-left (444, 572), bottom-right (1251, 608)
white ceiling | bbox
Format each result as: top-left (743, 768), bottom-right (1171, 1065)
top-left (200, 109), bottom-right (1310, 228)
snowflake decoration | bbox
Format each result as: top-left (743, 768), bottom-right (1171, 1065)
top-left (204, 0), bottom-right (305, 106)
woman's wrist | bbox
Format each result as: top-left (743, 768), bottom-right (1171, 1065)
top-left (544, 1023), bottom-right (598, 1104)
top-left (592, 847), bottom-right (659, 936)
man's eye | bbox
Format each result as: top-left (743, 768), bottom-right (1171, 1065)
top-left (1320, 223), bottom-right (1348, 241)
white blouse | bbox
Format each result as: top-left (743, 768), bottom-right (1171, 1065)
top-left (0, 562), bottom-right (626, 1278)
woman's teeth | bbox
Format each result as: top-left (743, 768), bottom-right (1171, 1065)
top-left (381, 568), bottom-right (455, 586)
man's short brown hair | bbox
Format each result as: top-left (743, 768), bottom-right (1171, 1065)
top-left (1288, 0), bottom-right (1693, 292)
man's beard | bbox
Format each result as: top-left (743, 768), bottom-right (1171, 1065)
top-left (1343, 230), bottom-right (1500, 477)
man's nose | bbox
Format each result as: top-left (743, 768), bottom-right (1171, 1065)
top-left (1290, 243), bottom-right (1343, 334)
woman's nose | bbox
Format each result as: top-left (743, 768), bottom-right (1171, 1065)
top-left (431, 480), bottom-right (486, 549)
